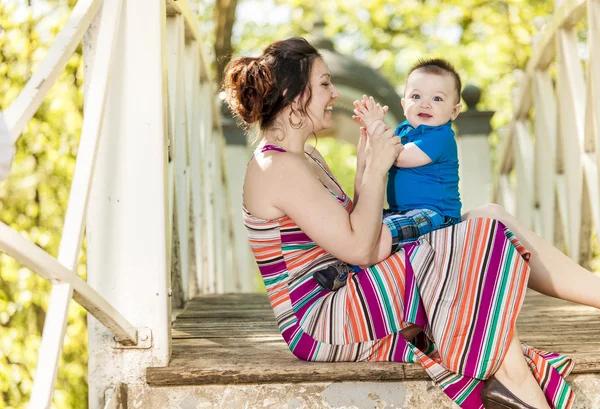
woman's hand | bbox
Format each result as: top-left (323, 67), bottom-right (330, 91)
top-left (353, 96), bottom-right (389, 136)
top-left (365, 127), bottom-right (403, 175)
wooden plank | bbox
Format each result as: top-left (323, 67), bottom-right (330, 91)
top-left (147, 292), bottom-right (600, 387)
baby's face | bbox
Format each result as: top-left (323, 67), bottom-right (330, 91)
top-left (401, 70), bottom-right (462, 128)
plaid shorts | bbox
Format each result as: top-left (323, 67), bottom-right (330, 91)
top-left (383, 208), bottom-right (460, 252)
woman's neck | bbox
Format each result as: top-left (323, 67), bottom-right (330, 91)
top-left (261, 126), bottom-right (310, 154)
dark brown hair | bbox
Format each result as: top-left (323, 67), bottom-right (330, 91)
top-left (407, 58), bottom-right (462, 103)
top-left (222, 37), bottom-right (322, 133)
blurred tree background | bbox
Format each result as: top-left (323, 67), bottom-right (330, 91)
top-left (0, 0), bottom-right (86, 408)
top-left (0, 0), bottom-right (568, 407)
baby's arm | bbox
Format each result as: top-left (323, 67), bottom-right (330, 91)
top-left (394, 142), bottom-right (432, 168)
top-left (352, 95), bottom-right (389, 136)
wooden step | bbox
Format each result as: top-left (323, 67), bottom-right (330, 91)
top-left (146, 291), bottom-right (600, 388)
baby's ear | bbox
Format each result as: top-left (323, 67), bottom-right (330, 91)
top-left (401, 98), bottom-right (406, 111)
top-left (451, 103), bottom-right (463, 120)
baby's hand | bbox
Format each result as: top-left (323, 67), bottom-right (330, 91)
top-left (352, 95), bottom-right (389, 136)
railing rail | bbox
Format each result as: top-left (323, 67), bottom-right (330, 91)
top-left (494, 0), bottom-right (600, 265)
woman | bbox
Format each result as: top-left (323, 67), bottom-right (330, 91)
top-left (222, 37), bottom-right (598, 409)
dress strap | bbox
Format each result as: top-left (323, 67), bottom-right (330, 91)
top-left (304, 150), bottom-right (346, 199)
top-left (261, 144), bottom-right (286, 153)
top-left (248, 144), bottom-right (287, 164)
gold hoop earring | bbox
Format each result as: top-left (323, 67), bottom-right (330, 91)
top-left (289, 108), bottom-right (305, 129)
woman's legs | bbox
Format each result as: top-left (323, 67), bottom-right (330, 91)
top-left (493, 329), bottom-right (550, 408)
top-left (464, 203), bottom-right (600, 309)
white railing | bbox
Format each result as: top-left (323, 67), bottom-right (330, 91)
top-left (494, 0), bottom-right (600, 265)
top-left (0, 0), bottom-right (237, 407)
top-left (164, 0), bottom-right (240, 297)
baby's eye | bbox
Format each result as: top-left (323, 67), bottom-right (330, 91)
top-left (433, 96), bottom-right (443, 102)
top-left (411, 94), bottom-right (420, 99)
top-left (322, 82), bottom-right (331, 87)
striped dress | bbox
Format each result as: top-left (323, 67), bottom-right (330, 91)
top-left (244, 145), bottom-right (574, 409)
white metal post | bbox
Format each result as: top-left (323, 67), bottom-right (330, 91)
top-left (85, 0), bottom-right (171, 407)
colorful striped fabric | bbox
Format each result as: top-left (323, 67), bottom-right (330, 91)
top-left (244, 145), bottom-right (574, 408)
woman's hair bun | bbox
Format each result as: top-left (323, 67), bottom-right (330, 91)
top-left (221, 38), bottom-right (321, 131)
top-left (222, 57), bottom-right (275, 125)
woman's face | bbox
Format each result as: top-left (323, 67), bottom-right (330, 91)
top-left (301, 58), bottom-right (341, 132)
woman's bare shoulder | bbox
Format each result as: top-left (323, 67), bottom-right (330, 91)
top-left (244, 151), bottom-right (312, 220)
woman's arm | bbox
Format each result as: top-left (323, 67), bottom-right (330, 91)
top-left (353, 127), bottom-right (368, 207)
top-left (266, 129), bottom-right (400, 266)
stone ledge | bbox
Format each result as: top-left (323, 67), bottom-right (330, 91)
top-left (133, 374), bottom-right (600, 409)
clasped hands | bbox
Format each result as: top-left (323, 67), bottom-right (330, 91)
top-left (353, 95), bottom-right (404, 173)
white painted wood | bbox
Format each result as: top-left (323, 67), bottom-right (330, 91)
top-left (556, 28), bottom-right (586, 262)
top-left (498, 126), bottom-right (515, 174)
top-left (494, 0), bottom-right (600, 264)
top-left (165, 0), bottom-right (210, 73)
top-left (0, 221), bottom-right (137, 343)
top-left (555, 175), bottom-right (570, 249)
top-left (29, 282), bottom-right (73, 409)
top-left (4, 0), bottom-right (103, 143)
top-left (583, 153), bottom-right (600, 238)
top-left (457, 134), bottom-right (493, 213)
top-left (166, 94), bottom-right (175, 291)
top-left (225, 145), bottom-right (256, 292)
top-left (58, 0), bottom-right (122, 272)
top-left (515, 121), bottom-right (535, 229)
top-left (589, 0), bottom-right (600, 244)
top-left (199, 85), bottom-right (217, 293)
top-left (85, 0), bottom-right (171, 406)
top-left (0, 112), bottom-right (13, 181)
top-left (185, 44), bottom-right (206, 297)
top-left (533, 71), bottom-right (557, 242)
top-left (500, 175), bottom-right (516, 217)
top-left (526, 0), bottom-right (586, 73)
top-left (167, 14), bottom-right (190, 300)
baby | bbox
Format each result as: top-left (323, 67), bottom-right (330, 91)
top-left (313, 58), bottom-right (463, 291)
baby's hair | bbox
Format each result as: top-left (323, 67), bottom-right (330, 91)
top-left (407, 58), bottom-right (462, 103)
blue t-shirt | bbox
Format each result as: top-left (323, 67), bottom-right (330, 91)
top-left (387, 120), bottom-right (461, 219)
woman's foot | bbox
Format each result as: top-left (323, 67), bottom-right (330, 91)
top-left (492, 367), bottom-right (550, 409)
top-left (481, 376), bottom-right (536, 409)
top-left (491, 330), bottom-right (551, 409)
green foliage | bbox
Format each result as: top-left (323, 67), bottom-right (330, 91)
top-left (311, 137), bottom-right (357, 199)
top-left (0, 2), bottom-right (87, 408)
top-left (205, 0), bottom-right (557, 163)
